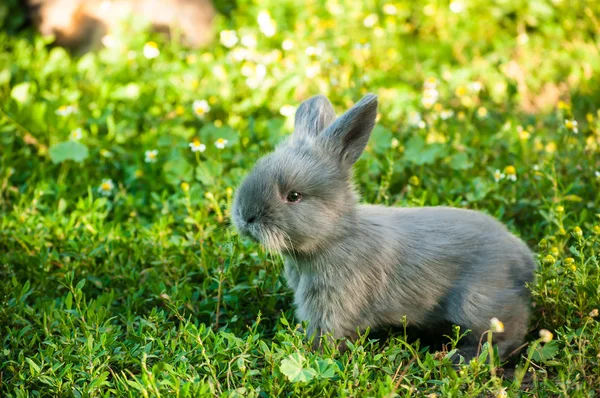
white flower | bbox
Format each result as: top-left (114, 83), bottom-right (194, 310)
top-left (55, 105), bottom-right (76, 116)
top-left (449, 1), bottom-right (466, 13)
top-left (97, 179), bottom-right (114, 196)
top-left (539, 329), bottom-right (553, 343)
top-left (408, 112), bottom-right (423, 127)
top-left (215, 138), bottom-right (228, 149)
top-left (595, 171), bottom-right (600, 179)
top-left (69, 128), bottom-right (83, 141)
top-left (391, 138), bottom-right (399, 148)
top-left (189, 139), bottom-right (206, 153)
top-left (517, 33), bottom-right (529, 45)
top-left (564, 119), bottom-right (578, 133)
top-left (145, 149), bottom-right (158, 163)
top-left (440, 110), bottom-right (454, 120)
top-left (363, 14), bottom-right (379, 28)
top-left (279, 105), bottom-right (296, 117)
top-left (258, 11), bottom-right (276, 37)
top-left (282, 39), bottom-right (294, 51)
top-left (493, 169), bottom-right (505, 182)
top-left (101, 34), bottom-right (117, 48)
top-left (305, 46), bottom-right (323, 56)
top-left (424, 77), bottom-right (438, 91)
top-left (383, 4), bottom-right (397, 15)
top-left (533, 165), bottom-right (540, 171)
top-left (421, 89), bottom-right (439, 108)
top-left (231, 48), bottom-right (250, 62)
top-left (143, 41), bottom-right (160, 59)
top-left (241, 34), bottom-right (257, 48)
top-left (220, 30), bottom-right (238, 48)
top-left (507, 174), bottom-right (517, 182)
top-left (490, 317), bottom-right (505, 333)
top-left (245, 64), bottom-right (267, 88)
top-left (193, 100), bottom-right (211, 117)
top-left (417, 121), bottom-right (426, 129)
top-left (306, 64), bottom-right (320, 78)
top-left (470, 81), bottom-right (483, 92)
top-left (255, 64), bottom-right (267, 79)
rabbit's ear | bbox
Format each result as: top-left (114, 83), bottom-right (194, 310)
top-left (293, 94), bottom-right (337, 141)
top-left (322, 94), bottom-right (378, 165)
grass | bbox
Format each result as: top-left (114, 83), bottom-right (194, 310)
top-left (1, 0), bottom-right (600, 396)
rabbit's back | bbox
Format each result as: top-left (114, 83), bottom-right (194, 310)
top-left (356, 205), bottom-right (536, 326)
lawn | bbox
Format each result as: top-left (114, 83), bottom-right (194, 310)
top-left (1, 0), bottom-right (600, 396)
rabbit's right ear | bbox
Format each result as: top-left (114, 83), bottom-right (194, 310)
top-left (293, 95), bottom-right (337, 141)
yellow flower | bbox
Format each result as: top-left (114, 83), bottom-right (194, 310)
top-left (181, 182), bottom-right (190, 192)
top-left (563, 257), bottom-right (576, 271)
top-left (186, 54), bottom-right (197, 65)
top-left (457, 111), bottom-right (465, 120)
top-left (175, 105), bottom-right (185, 116)
top-left (226, 187), bottom-right (233, 197)
top-left (555, 205), bottom-right (564, 213)
top-left (504, 165), bottom-right (516, 175)
top-left (538, 238), bottom-right (548, 248)
top-left (214, 120), bottom-right (223, 127)
top-left (549, 247), bottom-right (559, 257)
top-left (477, 107), bottom-right (488, 118)
top-left (592, 225), bottom-right (600, 235)
top-left (543, 254), bottom-right (556, 264)
top-left (557, 100), bottom-right (569, 110)
top-left (391, 138), bottom-right (399, 148)
top-left (573, 226), bottom-right (583, 237)
top-left (433, 103), bottom-right (443, 112)
top-left (503, 165), bottom-right (517, 181)
top-left (490, 317), bottom-right (505, 333)
top-left (205, 192), bottom-right (215, 200)
top-left (539, 329), bottom-right (553, 343)
top-left (517, 126), bottom-right (530, 140)
top-left (409, 176), bottom-right (420, 186)
top-left (134, 169), bottom-right (143, 178)
top-left (589, 309), bottom-right (599, 318)
top-left (545, 141), bottom-right (557, 153)
top-left (586, 113), bottom-right (594, 123)
top-left (495, 389), bottom-right (507, 398)
top-left (455, 86), bottom-right (467, 97)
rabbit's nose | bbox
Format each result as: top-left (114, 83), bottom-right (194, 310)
top-left (246, 215), bottom-right (257, 224)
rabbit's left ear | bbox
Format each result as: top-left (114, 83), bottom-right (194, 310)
top-left (322, 94), bottom-right (378, 165)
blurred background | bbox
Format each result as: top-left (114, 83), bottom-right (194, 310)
top-left (1, 1), bottom-right (600, 395)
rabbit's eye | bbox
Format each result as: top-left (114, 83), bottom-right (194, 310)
top-left (286, 191), bottom-right (302, 203)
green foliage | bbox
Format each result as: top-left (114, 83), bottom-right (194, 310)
top-left (1, 0), bottom-right (600, 396)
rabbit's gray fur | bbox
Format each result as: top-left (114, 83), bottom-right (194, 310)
top-left (232, 94), bottom-right (536, 360)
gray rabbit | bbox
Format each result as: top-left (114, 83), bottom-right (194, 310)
top-left (232, 94), bottom-right (536, 361)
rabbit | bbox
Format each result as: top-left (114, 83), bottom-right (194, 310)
top-left (24, 0), bottom-right (215, 53)
top-left (232, 93), bottom-right (536, 361)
